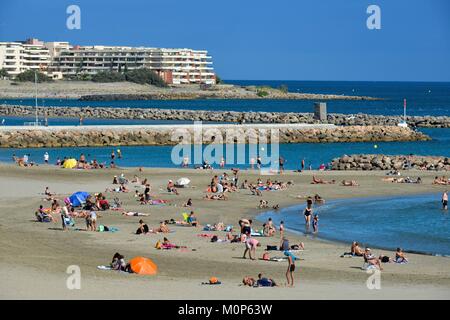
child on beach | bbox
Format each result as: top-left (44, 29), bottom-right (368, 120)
top-left (312, 214), bottom-right (319, 233)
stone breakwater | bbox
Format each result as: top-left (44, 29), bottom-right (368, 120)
top-left (1, 105), bottom-right (449, 128)
top-left (0, 124), bottom-right (429, 148)
top-left (332, 154), bottom-right (449, 171)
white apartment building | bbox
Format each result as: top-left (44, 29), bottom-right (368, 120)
top-left (0, 38), bottom-right (216, 84)
top-left (0, 39), bottom-right (60, 78)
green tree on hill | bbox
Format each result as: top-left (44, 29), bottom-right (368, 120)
top-left (0, 68), bottom-right (9, 79)
top-left (124, 68), bottom-right (167, 87)
top-left (15, 70), bottom-right (52, 82)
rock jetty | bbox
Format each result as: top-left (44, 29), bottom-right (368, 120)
top-left (1, 105), bottom-right (449, 128)
top-left (331, 154), bottom-right (449, 171)
top-left (0, 124), bottom-right (429, 148)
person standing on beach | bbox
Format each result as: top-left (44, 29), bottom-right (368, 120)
top-left (44, 152), bottom-right (49, 164)
top-left (301, 158), bottom-right (305, 172)
top-left (117, 149), bottom-right (122, 159)
top-left (285, 251), bottom-right (296, 287)
top-left (111, 150), bottom-right (115, 161)
top-left (443, 191), bottom-right (448, 210)
top-left (79, 116), bottom-right (83, 126)
top-left (250, 157), bottom-right (255, 170)
top-left (279, 156), bottom-right (285, 174)
top-left (220, 157), bottom-right (225, 169)
top-left (256, 156), bottom-right (262, 169)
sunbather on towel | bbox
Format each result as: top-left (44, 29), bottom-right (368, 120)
top-left (122, 211), bottom-right (149, 217)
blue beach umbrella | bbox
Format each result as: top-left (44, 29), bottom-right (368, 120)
top-left (68, 191), bottom-right (90, 207)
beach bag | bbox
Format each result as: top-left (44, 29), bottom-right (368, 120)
top-left (211, 235), bottom-right (218, 243)
top-left (225, 225), bottom-right (233, 232)
top-left (381, 256), bottom-right (390, 263)
top-left (155, 241), bottom-right (162, 249)
top-left (266, 245), bottom-right (278, 251)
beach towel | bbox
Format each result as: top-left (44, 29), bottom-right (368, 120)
top-left (97, 265), bottom-right (112, 270)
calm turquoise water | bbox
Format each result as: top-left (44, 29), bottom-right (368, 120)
top-left (0, 128), bottom-right (448, 169)
top-left (2, 81), bottom-right (450, 116)
top-left (256, 193), bottom-right (450, 256)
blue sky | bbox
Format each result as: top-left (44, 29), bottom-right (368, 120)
top-left (1, 0), bottom-right (449, 81)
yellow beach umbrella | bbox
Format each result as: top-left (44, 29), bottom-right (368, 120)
top-left (63, 158), bottom-right (77, 169)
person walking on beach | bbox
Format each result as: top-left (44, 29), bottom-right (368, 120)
top-left (443, 191), bottom-right (448, 210)
top-left (256, 156), bottom-right (262, 169)
top-left (220, 157), bottom-right (225, 169)
top-left (301, 158), bottom-right (305, 172)
top-left (303, 204), bottom-right (313, 231)
top-left (44, 152), bottom-right (49, 164)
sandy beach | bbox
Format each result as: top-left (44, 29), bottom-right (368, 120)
top-left (0, 164), bottom-right (449, 300)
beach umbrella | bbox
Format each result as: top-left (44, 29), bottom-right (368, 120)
top-left (176, 177), bottom-right (190, 187)
top-left (129, 256), bottom-right (158, 275)
top-left (69, 191), bottom-right (90, 207)
top-left (63, 158), bottom-right (77, 169)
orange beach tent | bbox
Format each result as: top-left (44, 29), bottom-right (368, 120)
top-left (129, 256), bottom-right (158, 275)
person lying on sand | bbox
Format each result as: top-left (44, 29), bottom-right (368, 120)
top-left (341, 180), bottom-right (359, 186)
top-left (433, 176), bottom-right (450, 185)
top-left (105, 184), bottom-right (130, 193)
top-left (122, 211), bottom-right (149, 217)
top-left (256, 273), bottom-right (277, 287)
top-left (204, 193), bottom-right (228, 200)
top-left (311, 176), bottom-right (336, 184)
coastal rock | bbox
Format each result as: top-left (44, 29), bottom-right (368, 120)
top-left (331, 154), bottom-right (449, 171)
top-left (1, 105), bottom-right (449, 128)
top-left (0, 125), bottom-right (429, 148)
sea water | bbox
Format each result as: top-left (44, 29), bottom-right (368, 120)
top-left (256, 193), bottom-right (450, 256)
top-left (0, 128), bottom-right (448, 169)
top-left (1, 81), bottom-right (450, 116)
